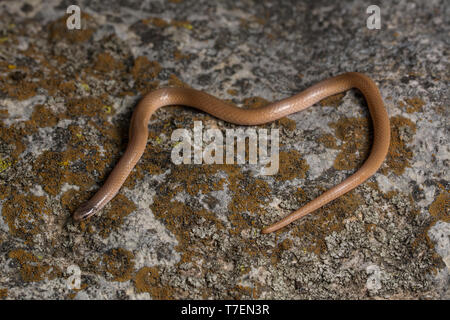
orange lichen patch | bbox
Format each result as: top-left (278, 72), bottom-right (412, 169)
top-left (228, 178), bottom-right (271, 234)
top-left (47, 12), bottom-right (96, 43)
top-left (332, 117), bottom-right (369, 145)
top-left (97, 194), bottom-right (137, 238)
top-left (270, 238), bottom-right (293, 265)
top-left (194, 165), bottom-right (268, 253)
top-left (142, 17), bottom-right (192, 30)
top-left (276, 117), bottom-right (297, 131)
top-left (54, 120), bottom-right (126, 197)
top-left (32, 151), bottom-right (66, 196)
top-left (334, 152), bottom-right (361, 171)
top-left (292, 190), bottom-right (364, 255)
top-left (0, 109), bottom-right (9, 119)
top-left (132, 56), bottom-right (161, 80)
top-left (1, 77), bottom-right (117, 179)
top-left (30, 49), bottom-right (68, 75)
top-left (62, 120), bottom-right (126, 193)
top-left (2, 194), bottom-right (50, 243)
top-left (231, 284), bottom-right (262, 299)
top-left (399, 97), bottom-right (425, 113)
top-left (142, 17), bottom-right (169, 28)
top-left (29, 105), bottom-right (59, 128)
top-left (168, 74), bottom-right (190, 88)
top-left (57, 80), bottom-right (77, 97)
top-left (366, 181), bottom-right (380, 192)
top-left (380, 190), bottom-right (400, 201)
top-left (131, 56), bottom-right (161, 94)
top-left (66, 283), bottom-right (89, 300)
top-left (134, 267), bottom-right (174, 299)
top-left (410, 227), bottom-right (438, 256)
top-left (8, 249), bottom-right (61, 282)
top-left (0, 77), bottom-right (37, 100)
top-left (119, 90), bottom-right (136, 97)
top-left (319, 93), bottom-right (345, 107)
top-left (228, 179), bottom-right (270, 214)
top-left (406, 201), bottom-right (443, 260)
top-left (0, 289), bottom-right (7, 299)
top-left (317, 133), bottom-right (339, 149)
top-left (276, 150), bottom-right (309, 181)
top-left (122, 145), bottom-right (167, 190)
top-left (402, 192), bottom-right (449, 275)
top-left (33, 148), bottom-right (98, 196)
top-left (94, 52), bottom-right (124, 73)
top-left (380, 116), bottom-right (415, 175)
top-left (153, 195), bottom-right (225, 247)
top-left (1, 56), bottom-right (76, 99)
top-left (60, 189), bottom-right (91, 215)
top-left (85, 119), bottom-right (124, 154)
top-left (293, 187), bottom-right (307, 204)
top-left (65, 96), bottom-right (115, 118)
top-left (138, 143), bottom-right (168, 175)
top-left (329, 117), bottom-right (370, 171)
top-left (227, 89), bottom-right (238, 96)
top-left (429, 191), bottom-right (449, 222)
top-left (101, 248), bottom-right (135, 282)
top-left (150, 165), bottom-right (241, 263)
top-left (242, 96), bottom-right (269, 109)
top-left (0, 185), bottom-right (13, 200)
top-left (39, 77), bottom-right (67, 97)
top-left (173, 49), bottom-right (191, 61)
top-left (171, 164), bottom-right (226, 196)
top-left (2, 44), bottom-right (76, 98)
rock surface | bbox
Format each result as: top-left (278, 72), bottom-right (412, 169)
top-left (0, 0), bottom-right (448, 299)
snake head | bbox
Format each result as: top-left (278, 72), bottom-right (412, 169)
top-left (73, 201), bottom-right (98, 222)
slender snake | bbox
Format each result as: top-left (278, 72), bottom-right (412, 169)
top-left (73, 72), bottom-right (390, 234)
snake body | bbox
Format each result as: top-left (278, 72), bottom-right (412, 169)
top-left (73, 72), bottom-right (390, 234)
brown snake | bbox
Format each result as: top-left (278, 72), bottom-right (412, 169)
top-left (73, 72), bottom-right (390, 234)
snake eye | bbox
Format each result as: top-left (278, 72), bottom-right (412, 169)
top-left (73, 202), bottom-right (97, 222)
